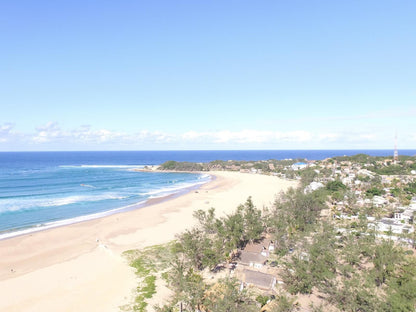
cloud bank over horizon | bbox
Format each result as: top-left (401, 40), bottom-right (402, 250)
top-left (1, 122), bottom-right (413, 151)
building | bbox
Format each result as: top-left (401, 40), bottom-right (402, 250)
top-left (243, 269), bottom-right (276, 291)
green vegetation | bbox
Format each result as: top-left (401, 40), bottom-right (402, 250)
top-left (325, 180), bottom-right (346, 192)
top-left (365, 187), bottom-right (385, 197)
top-left (269, 188), bottom-right (325, 246)
top-left (133, 275), bottom-right (156, 311)
top-left (158, 158), bottom-right (308, 174)
top-left (177, 197), bottom-right (264, 271)
top-left (332, 153), bottom-right (372, 164)
top-left (159, 160), bottom-right (204, 171)
top-left (124, 192), bottom-right (416, 311)
top-left (405, 182), bottom-right (416, 195)
top-left (299, 168), bottom-right (318, 187)
top-left (123, 154), bottom-right (416, 311)
top-left (121, 244), bottom-right (177, 311)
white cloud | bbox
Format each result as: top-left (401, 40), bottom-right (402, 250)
top-left (0, 122), bottom-right (414, 150)
top-left (181, 130), bottom-right (313, 144)
top-left (70, 125), bottom-right (127, 143)
top-left (182, 131), bottom-right (205, 140)
top-left (318, 133), bottom-right (340, 142)
top-left (0, 123), bottom-right (26, 143)
top-left (134, 130), bottom-right (174, 143)
top-left (0, 123), bottom-right (15, 134)
top-left (317, 132), bottom-right (377, 145)
top-left (0, 123), bottom-right (15, 142)
top-left (33, 122), bottom-right (64, 143)
top-left (276, 131), bottom-right (313, 142)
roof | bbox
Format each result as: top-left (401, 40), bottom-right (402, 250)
top-left (239, 251), bottom-right (267, 265)
top-left (243, 238), bottom-right (272, 253)
top-left (244, 269), bottom-right (276, 290)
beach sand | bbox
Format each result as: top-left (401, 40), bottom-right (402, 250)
top-left (0, 171), bottom-right (297, 312)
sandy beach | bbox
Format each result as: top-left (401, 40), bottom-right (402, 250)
top-left (0, 171), bottom-right (297, 312)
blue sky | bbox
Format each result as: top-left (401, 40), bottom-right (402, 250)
top-left (1, 0), bottom-right (415, 151)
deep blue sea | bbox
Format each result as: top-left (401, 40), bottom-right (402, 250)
top-left (1, 150), bottom-right (415, 239)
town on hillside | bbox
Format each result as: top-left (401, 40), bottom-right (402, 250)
top-left (128, 154), bottom-right (416, 312)
top-left (159, 154), bottom-right (416, 243)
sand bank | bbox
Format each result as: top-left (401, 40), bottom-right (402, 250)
top-left (0, 171), bottom-right (297, 312)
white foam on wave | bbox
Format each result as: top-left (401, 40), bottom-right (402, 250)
top-left (199, 174), bottom-right (211, 179)
top-left (44, 194), bottom-right (127, 207)
top-left (140, 174), bottom-right (211, 199)
top-left (0, 193), bottom-right (128, 213)
top-left (0, 200), bottom-right (147, 240)
top-left (0, 172), bottom-right (212, 240)
top-left (59, 164), bottom-right (146, 169)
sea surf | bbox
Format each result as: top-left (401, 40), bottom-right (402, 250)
top-left (1, 149), bottom-right (415, 240)
top-left (0, 153), bottom-right (211, 239)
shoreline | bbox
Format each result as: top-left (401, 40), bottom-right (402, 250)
top-left (0, 172), bottom-right (211, 241)
top-left (0, 171), bottom-right (298, 312)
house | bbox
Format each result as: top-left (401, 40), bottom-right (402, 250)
top-left (373, 218), bottom-right (414, 234)
top-left (247, 239), bottom-right (275, 254)
top-left (239, 251), bottom-right (267, 268)
top-left (394, 210), bottom-right (414, 223)
top-left (243, 269), bottom-right (276, 290)
top-left (304, 181), bottom-right (324, 193)
top-left (239, 239), bottom-right (275, 268)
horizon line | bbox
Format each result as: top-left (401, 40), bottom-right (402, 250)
top-left (1, 148), bottom-right (415, 153)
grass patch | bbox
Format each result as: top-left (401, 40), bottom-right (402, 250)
top-left (121, 242), bottom-right (177, 311)
top-left (133, 275), bottom-right (157, 311)
top-left (141, 275), bottom-right (157, 299)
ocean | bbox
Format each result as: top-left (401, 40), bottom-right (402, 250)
top-left (1, 150), bottom-right (415, 239)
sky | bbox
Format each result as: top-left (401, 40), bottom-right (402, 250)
top-left (1, 0), bottom-right (415, 151)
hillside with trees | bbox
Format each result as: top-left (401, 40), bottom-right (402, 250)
top-left (124, 154), bottom-right (416, 311)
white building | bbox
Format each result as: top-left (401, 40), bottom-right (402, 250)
top-left (304, 181), bottom-right (324, 193)
top-left (374, 218), bottom-right (414, 234)
top-left (291, 162), bottom-right (308, 171)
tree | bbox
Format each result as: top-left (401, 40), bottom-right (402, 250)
top-left (165, 259), bottom-right (206, 312)
top-left (222, 207), bottom-right (245, 250)
top-left (268, 188), bottom-right (325, 256)
top-left (284, 252), bottom-right (314, 294)
top-left (326, 274), bottom-right (382, 311)
top-left (176, 228), bottom-right (225, 270)
top-left (204, 277), bottom-right (257, 312)
top-left (308, 224), bottom-right (337, 290)
top-left (269, 294), bottom-right (296, 312)
top-left (325, 180), bottom-right (347, 192)
top-left (372, 239), bottom-right (403, 286)
top-left (193, 207), bottom-right (217, 234)
top-left (383, 256), bottom-right (416, 311)
top-left (366, 187), bottom-right (385, 198)
top-left (241, 197), bottom-right (264, 243)
top-left (300, 168), bottom-right (318, 187)
top-left (283, 224), bottom-right (337, 295)
top-left (219, 197), bottom-right (264, 252)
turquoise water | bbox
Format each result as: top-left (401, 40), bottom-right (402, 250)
top-left (0, 153), bottom-right (210, 239)
top-left (1, 150), bottom-right (415, 239)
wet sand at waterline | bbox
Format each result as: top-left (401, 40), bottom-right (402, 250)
top-left (0, 171), bottom-right (297, 312)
